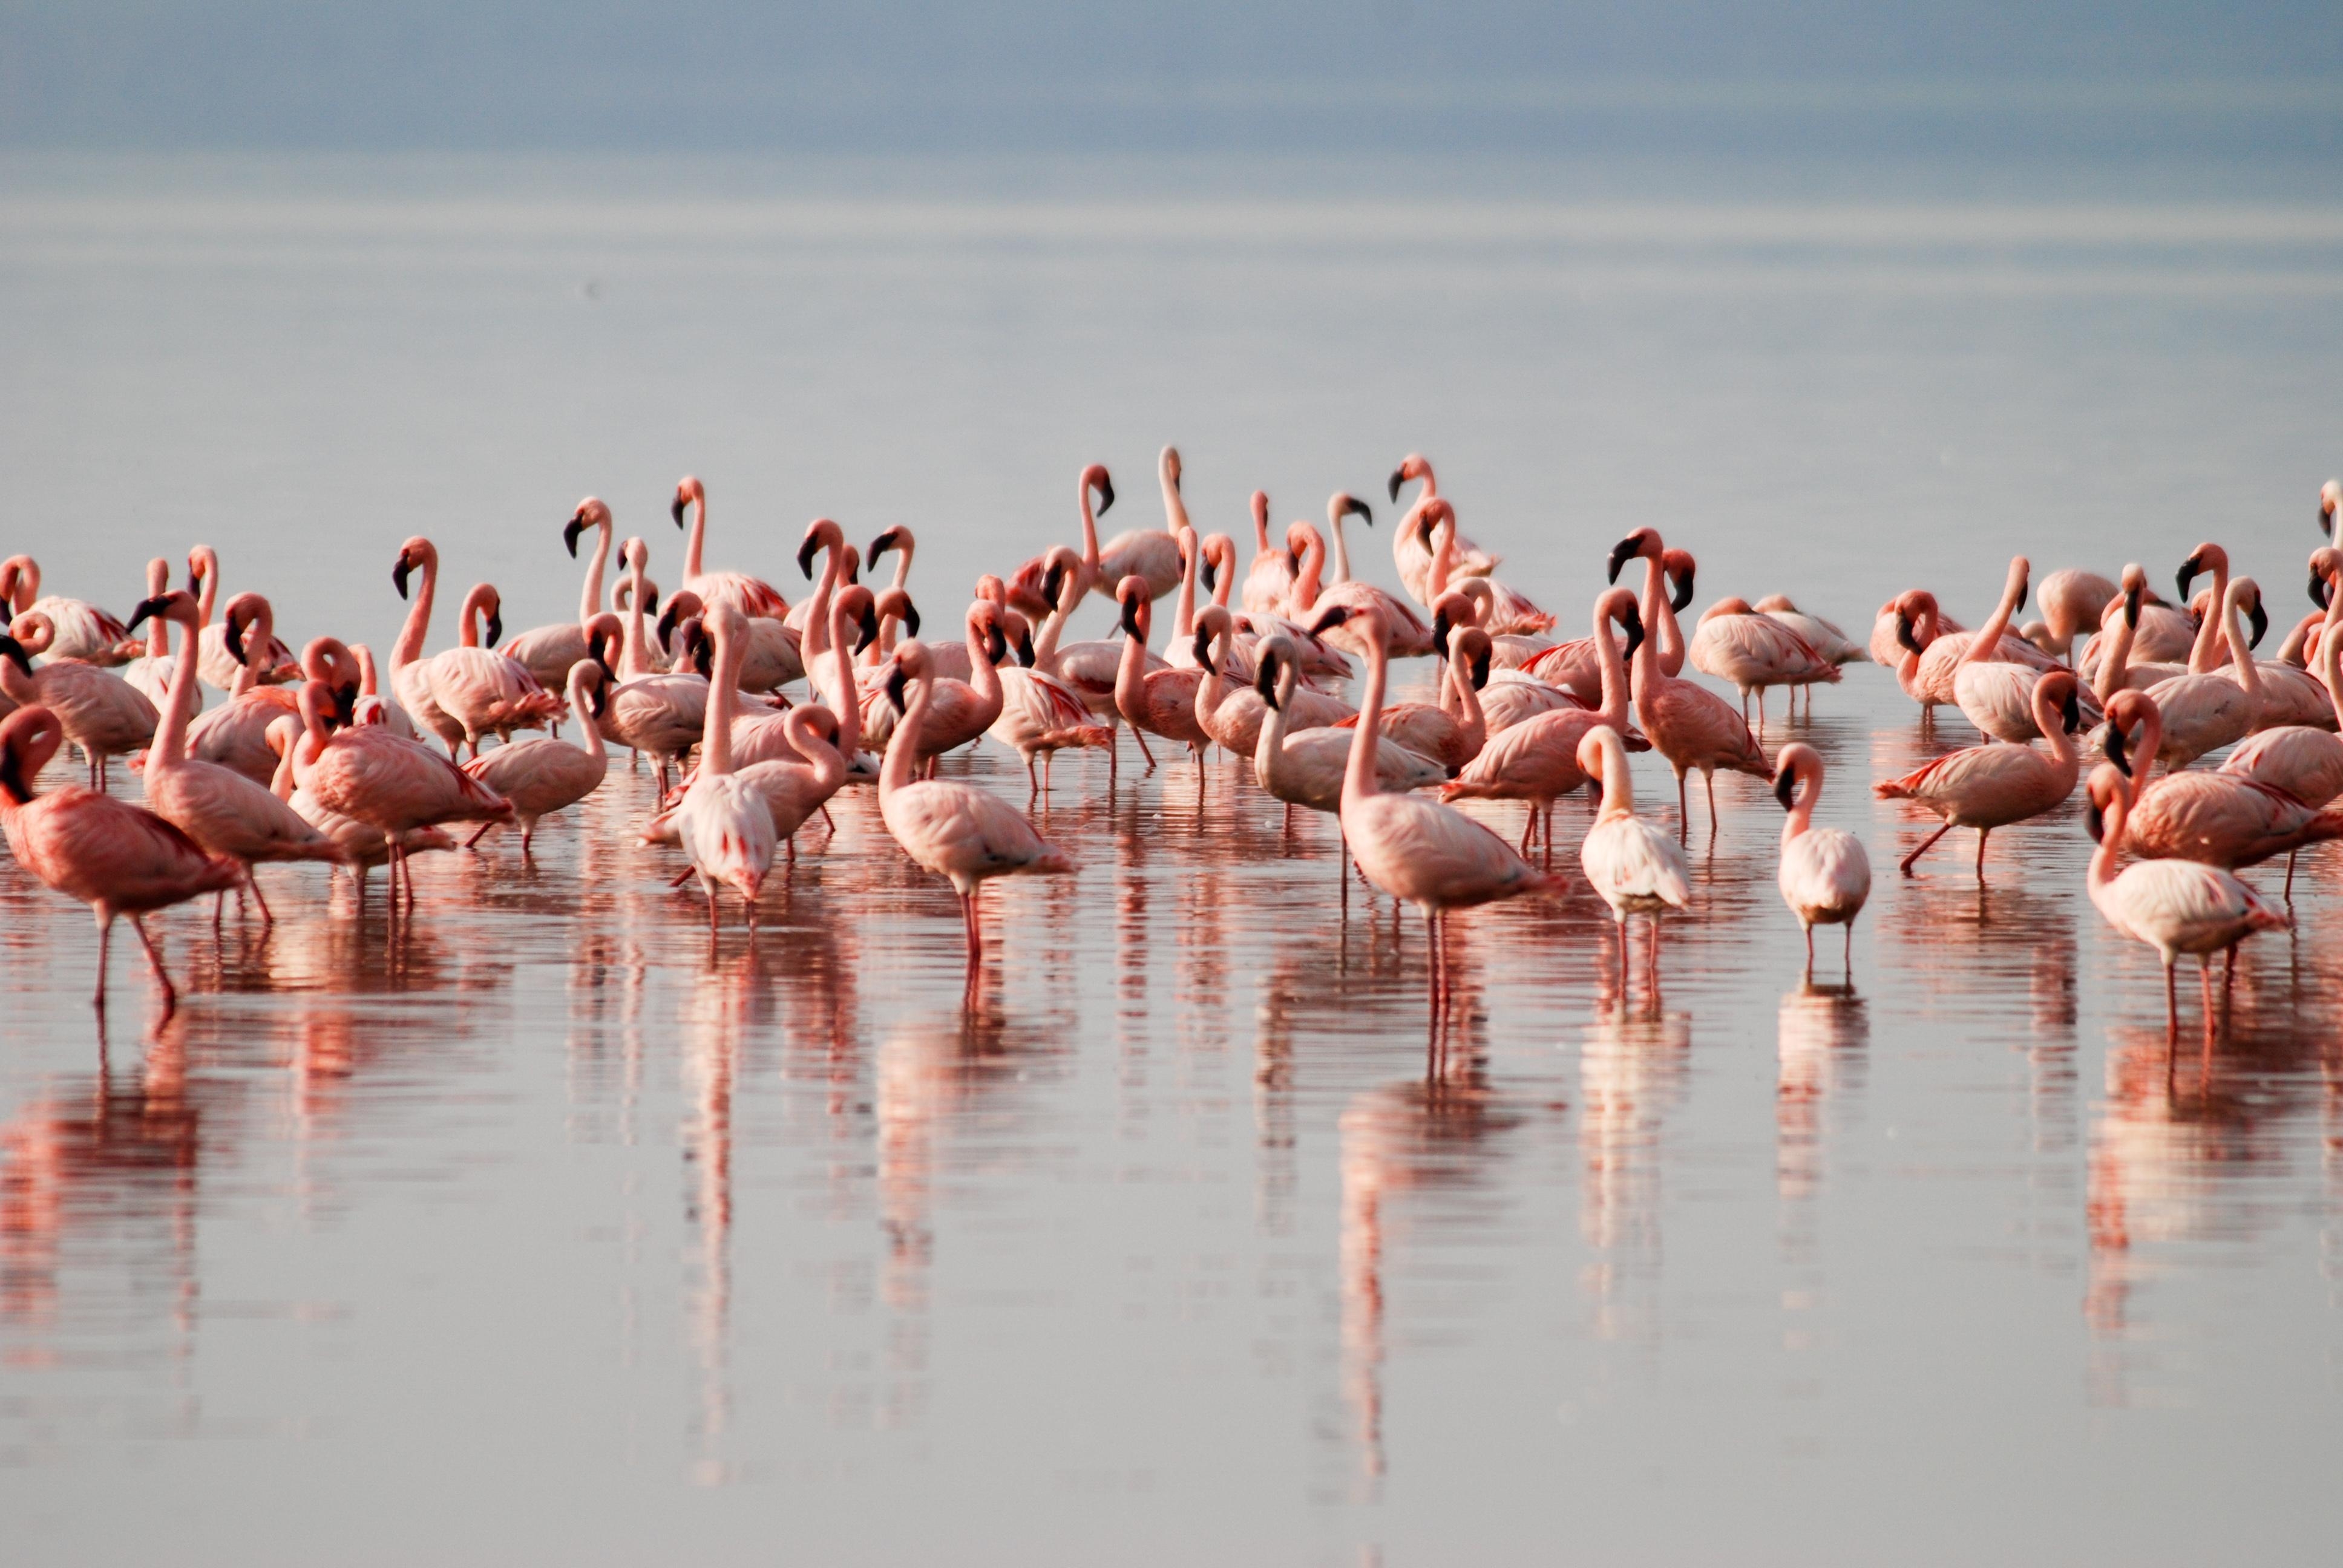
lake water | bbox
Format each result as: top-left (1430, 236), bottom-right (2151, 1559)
top-left (2, 152), bottom-right (2341, 1564)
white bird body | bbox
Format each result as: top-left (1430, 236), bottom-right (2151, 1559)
top-left (1773, 742), bottom-right (1870, 975)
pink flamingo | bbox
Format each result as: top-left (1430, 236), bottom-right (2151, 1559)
top-left (1610, 528), bottom-right (1771, 837)
top-left (657, 587), bottom-right (803, 693)
top-left (1876, 668), bottom-right (2085, 876)
top-left (120, 560), bottom-right (186, 711)
top-left (1287, 497), bottom-right (1435, 661)
top-left (0, 705), bottom-right (241, 1011)
top-left (184, 630), bottom-right (355, 788)
top-left (877, 639), bottom-right (1074, 962)
top-left (0, 617), bottom-right (157, 790)
top-left (651, 704), bottom-right (849, 869)
top-left (1194, 606), bottom-right (1276, 760)
top-left (505, 496), bottom-right (617, 693)
top-left (596, 543), bottom-right (709, 792)
top-left (1751, 594), bottom-right (1867, 673)
top-left (128, 590), bottom-right (344, 925)
top-left (1688, 595), bottom-right (1840, 731)
top-left (2109, 577), bottom-right (2261, 770)
top-left (1772, 742), bottom-right (1871, 979)
top-left (2087, 566), bottom-right (2190, 699)
top-left (1443, 587), bottom-right (1641, 865)
top-left (185, 548), bottom-right (297, 689)
top-left (989, 554), bottom-right (1112, 792)
top-left (888, 600), bottom-right (1011, 778)
top-left (290, 679), bottom-right (511, 906)
top-left (1913, 555), bottom-right (2058, 711)
top-left (1871, 588), bottom-right (1970, 669)
top-left (0, 556), bottom-right (142, 666)
top-left (1576, 724), bottom-right (1692, 994)
top-left (670, 475), bottom-right (790, 619)
top-left (350, 642), bottom-right (416, 739)
top-left (2084, 762), bottom-right (2287, 1032)
top-left (2101, 689), bottom-right (2343, 894)
top-left (2025, 568), bottom-right (2119, 666)
top-left (1385, 454), bottom-right (1499, 604)
top-left (1530, 542), bottom-right (1692, 698)
top-left (462, 661), bottom-right (611, 855)
top-left (1242, 491), bottom-right (1297, 618)
top-left (666, 606), bottom-right (777, 935)
top-left (1327, 621), bottom-right (1490, 774)
top-left (1253, 636), bottom-right (1446, 822)
top-left (1312, 602), bottom-right (1559, 1007)
top-left (1007, 464), bottom-right (1116, 619)
top-left (390, 542), bottom-right (562, 756)
top-left (1400, 499), bottom-right (1552, 633)
top-left (1114, 575), bottom-right (1211, 773)
top-left (262, 712), bottom-right (457, 899)
top-left (2224, 583), bottom-right (2343, 807)
top-left (1093, 445), bottom-right (1191, 605)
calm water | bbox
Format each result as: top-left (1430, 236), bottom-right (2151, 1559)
top-left (3, 154), bottom-right (2342, 1563)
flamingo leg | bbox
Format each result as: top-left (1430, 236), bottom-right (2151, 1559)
top-left (128, 915), bottom-right (176, 1014)
top-left (246, 867), bottom-right (274, 931)
top-left (1803, 923), bottom-right (1815, 979)
top-left (670, 866), bottom-right (695, 888)
top-left (1675, 769), bottom-right (1690, 841)
top-left (1974, 828), bottom-right (1991, 880)
top-left (1026, 757), bottom-right (1038, 796)
top-left (1132, 727), bottom-right (1158, 773)
top-left (2285, 849), bottom-right (2298, 900)
top-left (464, 819), bottom-right (494, 849)
top-left (2163, 959), bottom-right (2178, 1034)
top-left (93, 912), bottom-right (113, 1008)
top-left (1899, 822), bottom-right (1955, 877)
top-left (820, 805), bottom-right (836, 835)
top-left (1843, 921), bottom-right (1854, 981)
top-left (1703, 771), bottom-right (1720, 837)
top-left (1755, 690), bottom-right (1766, 734)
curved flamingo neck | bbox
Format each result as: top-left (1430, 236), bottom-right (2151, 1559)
top-left (2088, 788), bottom-right (2128, 894)
top-left (701, 619), bottom-right (742, 777)
top-left (620, 563), bottom-right (652, 679)
top-left (392, 548), bottom-right (437, 672)
top-left (2034, 685), bottom-right (2079, 772)
top-left (1034, 569), bottom-right (1079, 670)
top-left (1446, 641), bottom-right (1487, 754)
top-left (1426, 519), bottom-right (1454, 601)
top-left (965, 612), bottom-right (1003, 710)
top-left (888, 536), bottom-right (914, 595)
top-left (784, 708), bottom-right (847, 794)
top-left (567, 666), bottom-right (605, 756)
top-left (1595, 604), bottom-right (1633, 730)
top-left (153, 608), bottom-right (203, 768)
top-left (2187, 558), bottom-right (2231, 673)
top-left (2221, 588), bottom-right (2261, 700)
top-left (1076, 479), bottom-right (1103, 580)
top-left (2126, 704), bottom-right (2165, 789)
top-left (1114, 607), bottom-right (1152, 717)
top-left (2321, 613), bottom-right (2343, 730)
top-left (142, 564), bottom-right (170, 659)
top-left (1594, 730), bottom-right (1636, 819)
top-left (1328, 508), bottom-right (1353, 586)
top-left (1631, 554), bottom-right (1666, 694)
top-left (1172, 539), bottom-right (1200, 642)
top-left (1289, 531), bottom-right (1326, 613)
top-left (578, 521), bottom-right (612, 627)
top-left (1343, 622), bottom-right (1389, 809)
top-left (457, 585), bottom-right (494, 649)
top-left (1257, 660), bottom-right (1297, 769)
top-left (1963, 563), bottom-right (2025, 668)
top-left (826, 594), bottom-right (860, 760)
top-left (186, 550), bottom-right (216, 625)
top-left (230, 604), bottom-right (274, 697)
top-left (880, 676), bottom-right (931, 796)
top-left (801, 541), bottom-right (844, 665)
top-left (1781, 765), bottom-right (1819, 844)
top-left (1160, 460), bottom-right (1191, 539)
top-left (1251, 494), bottom-right (1271, 552)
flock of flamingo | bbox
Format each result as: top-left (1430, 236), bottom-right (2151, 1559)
top-left (2, 449), bottom-right (2339, 1030)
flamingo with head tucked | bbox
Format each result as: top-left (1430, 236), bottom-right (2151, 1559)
top-left (671, 475), bottom-right (789, 619)
top-left (1, 705), bottom-right (240, 1012)
top-left (1689, 595), bottom-right (1840, 732)
top-left (0, 555), bottom-right (143, 667)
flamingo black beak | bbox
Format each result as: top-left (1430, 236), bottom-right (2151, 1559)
top-left (2086, 800), bottom-right (2106, 843)
top-left (1095, 475), bottom-right (1116, 515)
top-left (2176, 554), bottom-right (2203, 601)
top-left (1191, 627), bottom-right (1212, 667)
top-left (1670, 564), bottom-right (1696, 613)
top-left (692, 635), bottom-right (712, 681)
top-left (1471, 647), bottom-right (1490, 690)
top-left (2249, 594), bottom-right (2269, 649)
top-left (1118, 595), bottom-right (1142, 642)
top-left (1386, 468), bottom-right (1405, 504)
top-left (125, 596), bottom-right (169, 633)
top-left (985, 622), bottom-right (1008, 667)
top-left (1200, 555), bottom-right (1216, 595)
top-left (1340, 496), bottom-right (1373, 528)
top-left (1773, 763), bottom-right (1799, 810)
top-left (1430, 607), bottom-right (1451, 650)
top-left (855, 605), bottom-right (880, 655)
top-left (0, 743), bottom-right (25, 806)
top-left (1042, 561), bottom-right (1066, 608)
top-left (185, 564), bottom-right (205, 598)
top-left (1016, 629), bottom-right (1036, 668)
top-left (2063, 690), bottom-right (2082, 734)
top-left (563, 514), bottom-right (586, 559)
top-left (1254, 649), bottom-right (1281, 709)
top-left (796, 534), bottom-right (822, 580)
top-left (392, 557), bottom-right (411, 601)
top-left (2105, 724), bottom-right (2133, 777)
top-left (2125, 581), bottom-right (2141, 627)
top-left (1895, 613), bottom-right (1923, 658)
top-left (868, 528), bottom-right (900, 565)
top-left (886, 664), bottom-right (909, 716)
top-left (900, 599), bottom-right (921, 640)
top-left (1307, 606), bottom-right (1350, 638)
top-left (2016, 571), bottom-right (2030, 614)
top-left (484, 609), bottom-right (503, 648)
top-left (2310, 570), bottom-right (2331, 612)
top-left (1606, 537), bottom-right (1638, 585)
top-left (1620, 612), bottom-right (1646, 666)
top-left (670, 494), bottom-right (687, 529)
top-left (590, 673), bottom-right (609, 720)
top-left (0, 634), bottom-right (32, 678)
top-left (224, 613), bottom-right (247, 667)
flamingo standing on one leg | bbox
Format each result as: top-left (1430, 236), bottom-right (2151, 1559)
top-left (0, 705), bottom-right (241, 1013)
top-left (1311, 603), bottom-right (1559, 1010)
top-left (2084, 762), bottom-right (2287, 1033)
top-left (1576, 724), bottom-right (1692, 996)
top-left (877, 639), bottom-right (1075, 965)
top-left (1772, 742), bottom-right (1870, 980)
top-left (1875, 670), bottom-right (2086, 877)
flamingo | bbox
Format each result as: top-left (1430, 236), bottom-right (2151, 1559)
top-left (2025, 569), bottom-right (2119, 666)
top-left (657, 589), bottom-right (804, 693)
top-left (1443, 587), bottom-right (1642, 865)
top-left (2100, 689), bottom-right (2343, 894)
top-left (262, 713), bottom-right (457, 898)
top-left (1952, 561), bottom-right (2108, 742)
top-left (184, 634), bottom-right (356, 788)
top-left (1007, 464), bottom-right (1116, 619)
top-left (0, 556), bottom-right (142, 667)
top-left (0, 618), bottom-right (157, 789)
top-left (1913, 556), bottom-right (2059, 712)
top-left (671, 475), bottom-right (790, 619)
top-left (1400, 499), bottom-right (1551, 633)
top-left (2086, 566), bottom-right (2190, 701)
top-left (1093, 445), bottom-right (1191, 605)
top-left (881, 600), bottom-right (1011, 778)
top-left (877, 639), bottom-right (1075, 962)
top-left (1113, 575), bottom-right (1211, 774)
top-left (1576, 724), bottom-right (1693, 994)
top-left (1158, 528), bottom-right (1213, 671)
top-left (2223, 587), bottom-right (2343, 808)
top-left (1751, 595), bottom-right (1867, 670)
top-left (1688, 595), bottom-right (1840, 731)
top-left (988, 551), bottom-right (1112, 792)
top-left (1609, 528), bottom-right (1771, 837)
top-left (1872, 589), bottom-right (1965, 672)
top-left (1772, 742), bottom-right (1871, 979)
top-left (1385, 453), bottom-right (1499, 604)
top-left (1242, 491), bottom-right (1297, 618)
top-left (119, 560), bottom-right (188, 711)
top-left (1424, 521), bottom-right (1553, 670)
top-left (127, 590), bottom-right (345, 925)
top-left (1875, 668), bottom-right (2085, 877)
top-left (393, 549), bottom-right (562, 756)
top-left (1194, 605), bottom-right (1274, 760)
top-left (1288, 497), bottom-right (1435, 661)
top-left (1313, 602), bottom-right (1558, 1007)
top-left (2083, 762), bottom-right (2287, 1032)
top-left (651, 702), bottom-right (849, 867)
top-left (350, 642), bottom-right (416, 740)
top-left (461, 661), bottom-right (611, 855)
top-left (663, 605), bottom-right (778, 934)
top-left (2108, 577), bottom-right (2263, 771)
top-left (1253, 637), bottom-right (1446, 822)
top-left (1527, 543), bottom-right (1691, 698)
top-left (1328, 621), bottom-right (1490, 775)
top-left (0, 705), bottom-right (241, 1012)
top-left (185, 549), bottom-right (298, 690)
top-left (2210, 575), bottom-right (2330, 731)
top-left (505, 496), bottom-right (617, 693)
top-left (290, 679), bottom-right (511, 906)
top-left (597, 544), bottom-right (707, 792)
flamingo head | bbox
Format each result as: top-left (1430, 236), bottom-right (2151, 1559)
top-left (1414, 497), bottom-right (1458, 549)
top-left (886, 639), bottom-right (934, 714)
top-left (2084, 762), bottom-right (2132, 843)
top-left (834, 586), bottom-right (881, 655)
top-left (0, 556), bottom-right (35, 615)
top-left (125, 588), bottom-right (200, 635)
top-left (2038, 670), bottom-right (2083, 734)
top-left (670, 475), bottom-right (704, 529)
top-left (2236, 578), bottom-right (2270, 649)
top-left (1388, 452), bottom-right (1431, 504)
top-left (1452, 626), bottom-right (1492, 689)
top-left (673, 617), bottom-right (711, 679)
top-left (1601, 589), bottom-right (1646, 665)
top-left (1004, 610), bottom-right (1036, 668)
top-left (1161, 445), bottom-right (1182, 491)
top-left (656, 590), bottom-right (705, 656)
top-left (585, 613), bottom-right (623, 679)
top-left (1116, 576), bottom-right (1152, 642)
top-left (1251, 491), bottom-right (1270, 529)
top-left (1083, 463), bottom-right (1115, 515)
top-left (565, 497), bottom-right (611, 559)
top-left (391, 537), bottom-right (436, 601)
top-left (1573, 727), bottom-right (1614, 785)
top-left (1700, 596), bottom-right (1755, 624)
top-left (2321, 480), bottom-right (2340, 536)
top-left (1662, 549), bottom-right (1697, 612)
top-left (2175, 543), bottom-right (2227, 602)
top-left (1427, 589), bottom-right (1476, 653)
top-left (1253, 639), bottom-right (1291, 710)
top-left (2101, 689), bottom-right (2154, 777)
top-left (1284, 521), bottom-right (1320, 561)
top-left (0, 707), bottom-right (64, 805)
top-left (1773, 742), bottom-right (1821, 811)
top-left (478, 587), bottom-right (505, 648)
top-left (2309, 551), bottom-right (2337, 612)
top-left (796, 517), bottom-right (844, 580)
top-left (863, 524), bottom-right (907, 574)
top-left (971, 602), bottom-right (1009, 668)
top-left (1331, 492), bottom-right (1372, 529)
top-left (874, 588), bottom-right (919, 642)
top-left (1607, 528), bottom-right (1663, 584)
top-left (221, 593), bottom-right (274, 667)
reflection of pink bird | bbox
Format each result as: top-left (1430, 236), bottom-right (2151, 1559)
top-left (1611, 528), bottom-right (1770, 837)
top-left (671, 475), bottom-right (790, 619)
top-left (1876, 669), bottom-right (2085, 877)
top-left (1316, 603), bottom-right (1558, 1007)
top-left (2085, 762), bottom-right (2287, 1031)
top-left (878, 639), bottom-right (1073, 962)
top-left (130, 591), bottom-right (344, 926)
top-left (1, 705), bottom-right (240, 1012)
top-left (1576, 724), bottom-right (1691, 993)
top-left (1444, 587), bottom-right (1641, 864)
top-left (292, 681), bottom-right (511, 904)
top-left (1772, 743), bottom-right (1870, 978)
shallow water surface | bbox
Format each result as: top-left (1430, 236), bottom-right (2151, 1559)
top-left (2, 158), bottom-right (2342, 1563)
